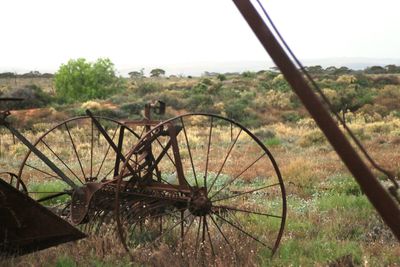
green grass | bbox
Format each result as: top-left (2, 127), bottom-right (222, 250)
top-left (28, 180), bottom-right (70, 205)
top-left (259, 238), bottom-right (363, 266)
top-left (263, 137), bottom-right (282, 147)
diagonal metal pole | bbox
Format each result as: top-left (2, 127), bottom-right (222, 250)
top-left (233, 0), bottom-right (400, 241)
top-left (2, 120), bottom-right (78, 189)
top-left (86, 109), bottom-right (136, 176)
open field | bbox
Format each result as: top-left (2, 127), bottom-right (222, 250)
top-left (1, 113), bottom-right (399, 266)
top-left (1, 69), bottom-right (400, 265)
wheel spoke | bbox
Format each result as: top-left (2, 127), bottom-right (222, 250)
top-left (25, 163), bottom-right (64, 181)
top-left (155, 137), bottom-right (176, 169)
top-left (152, 212), bottom-right (192, 245)
top-left (213, 212), bottom-right (269, 248)
top-left (195, 216), bottom-right (202, 252)
top-left (204, 117), bottom-right (213, 189)
top-left (180, 117), bottom-right (198, 187)
top-left (65, 123), bottom-right (86, 181)
top-left (40, 139), bottom-right (83, 185)
top-left (202, 215), bottom-right (206, 243)
top-left (213, 204), bottom-right (282, 219)
top-left (204, 216), bottom-right (215, 257)
top-left (210, 152), bottom-right (266, 199)
top-left (182, 215), bottom-right (196, 241)
top-left (208, 129), bottom-right (242, 194)
top-left (212, 182), bottom-right (280, 203)
top-left (209, 214), bottom-right (232, 248)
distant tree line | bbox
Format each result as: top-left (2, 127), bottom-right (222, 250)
top-left (128, 68), bottom-right (166, 78)
top-left (0, 71), bottom-right (54, 79)
top-left (303, 65), bottom-right (400, 75)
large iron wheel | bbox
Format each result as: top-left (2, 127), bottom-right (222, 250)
top-left (116, 113), bottom-right (286, 261)
top-left (17, 116), bottom-right (141, 229)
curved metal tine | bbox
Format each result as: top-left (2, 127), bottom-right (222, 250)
top-left (212, 182), bottom-right (280, 203)
top-left (127, 206), bottom-right (189, 247)
top-left (210, 152), bottom-right (266, 200)
top-left (87, 197), bottom-right (114, 234)
top-left (208, 129), bottom-right (242, 194)
top-left (39, 139), bottom-right (84, 185)
top-left (213, 212), bottom-right (271, 250)
top-left (119, 191), bottom-right (187, 202)
top-left (204, 117), bottom-right (213, 189)
top-left (181, 214), bottom-right (196, 242)
top-left (64, 122), bottom-right (86, 181)
top-left (180, 117), bottom-right (198, 187)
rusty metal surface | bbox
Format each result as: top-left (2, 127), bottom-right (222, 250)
top-left (233, 0), bottom-right (400, 241)
top-left (0, 179), bottom-right (86, 257)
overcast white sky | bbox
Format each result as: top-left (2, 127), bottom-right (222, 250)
top-left (1, 0), bottom-right (400, 75)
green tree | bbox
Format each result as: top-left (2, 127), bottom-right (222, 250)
top-left (385, 64), bottom-right (400, 73)
top-left (54, 58), bottom-right (120, 102)
top-left (217, 74), bottom-right (226, 81)
top-left (128, 68), bottom-right (144, 78)
top-left (365, 66), bottom-right (386, 74)
top-left (150, 68), bottom-right (166, 77)
top-left (305, 65), bottom-right (323, 74)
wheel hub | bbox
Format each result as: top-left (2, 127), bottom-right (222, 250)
top-left (189, 187), bottom-right (212, 216)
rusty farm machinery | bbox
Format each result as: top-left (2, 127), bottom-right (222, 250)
top-left (0, 99), bottom-right (286, 259)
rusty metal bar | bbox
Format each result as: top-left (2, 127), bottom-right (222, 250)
top-left (232, 0), bottom-right (400, 240)
top-left (85, 109), bottom-right (136, 176)
top-left (1, 120), bottom-right (78, 190)
top-left (114, 125), bottom-right (126, 178)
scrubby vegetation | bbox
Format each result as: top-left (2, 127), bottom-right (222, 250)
top-left (1, 64), bottom-right (400, 266)
top-left (3, 63), bottom-right (400, 129)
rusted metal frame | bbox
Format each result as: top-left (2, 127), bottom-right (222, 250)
top-left (119, 190), bottom-right (190, 202)
top-left (134, 128), bottom-right (166, 155)
top-left (135, 182), bottom-right (191, 193)
top-left (122, 120), bottom-right (161, 127)
top-left (167, 123), bottom-right (189, 187)
top-left (86, 109), bottom-right (136, 176)
top-left (233, 0), bottom-right (400, 240)
top-left (0, 119), bottom-right (78, 190)
top-left (114, 125), bottom-right (126, 177)
top-left (141, 138), bottom-right (173, 175)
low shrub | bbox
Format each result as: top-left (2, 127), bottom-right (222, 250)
top-left (2, 84), bottom-right (52, 110)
